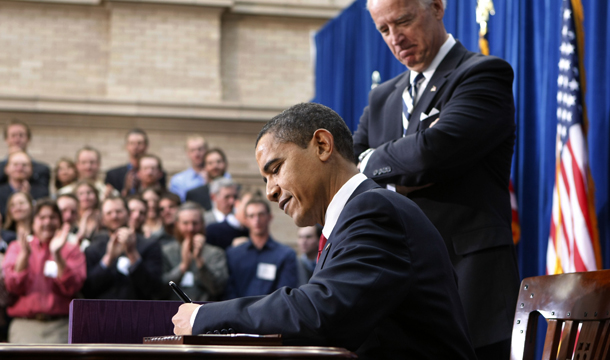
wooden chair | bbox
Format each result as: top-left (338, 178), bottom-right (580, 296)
top-left (511, 270), bottom-right (610, 360)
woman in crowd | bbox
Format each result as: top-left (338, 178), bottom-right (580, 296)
top-left (54, 158), bottom-right (78, 195)
top-left (141, 187), bottom-right (163, 239)
top-left (73, 180), bottom-right (100, 243)
top-left (3, 192), bottom-right (34, 236)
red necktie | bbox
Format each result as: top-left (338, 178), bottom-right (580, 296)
top-left (317, 234), bottom-right (327, 262)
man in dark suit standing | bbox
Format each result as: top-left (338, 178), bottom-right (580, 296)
top-left (172, 102), bottom-right (476, 360)
top-left (353, 0), bottom-right (520, 358)
top-left (0, 120), bottom-right (50, 188)
top-left (104, 128), bottom-right (166, 196)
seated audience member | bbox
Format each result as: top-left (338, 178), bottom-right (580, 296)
top-left (162, 202), bottom-right (228, 301)
top-left (296, 225), bottom-right (322, 286)
top-left (3, 192), bottom-right (34, 235)
top-left (169, 135), bottom-right (208, 202)
top-left (105, 129), bottom-right (167, 196)
top-left (58, 146), bottom-right (118, 201)
top-left (202, 178), bottom-right (238, 226)
top-left (206, 190), bottom-right (255, 250)
top-left (154, 192), bottom-right (181, 246)
top-left (3, 199), bottom-right (86, 343)
top-left (224, 198), bottom-right (297, 300)
top-left (185, 148), bottom-right (231, 210)
top-left (56, 193), bottom-right (89, 250)
top-left (73, 180), bottom-right (101, 243)
top-left (126, 195), bottom-right (148, 235)
top-left (0, 151), bottom-right (49, 217)
top-left (53, 158), bottom-right (78, 195)
top-left (136, 154), bottom-right (165, 193)
top-left (0, 212), bottom-right (17, 250)
top-left (56, 194), bottom-right (79, 230)
top-left (82, 196), bottom-right (162, 300)
top-left (0, 119), bottom-right (50, 188)
top-left (141, 187), bottom-right (163, 238)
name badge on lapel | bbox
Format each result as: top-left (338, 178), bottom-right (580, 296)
top-left (257, 263), bottom-right (277, 281)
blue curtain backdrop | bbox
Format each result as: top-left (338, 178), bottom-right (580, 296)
top-left (312, 0), bottom-right (610, 279)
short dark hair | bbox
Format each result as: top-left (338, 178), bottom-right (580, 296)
top-left (314, 223), bottom-right (323, 239)
top-left (102, 195), bottom-right (128, 213)
top-left (126, 128), bottom-right (149, 146)
top-left (204, 148), bottom-right (227, 165)
top-left (76, 145), bottom-right (101, 162)
top-left (256, 103), bottom-right (356, 164)
top-left (138, 153), bottom-right (163, 171)
top-left (4, 119), bottom-right (31, 140)
top-left (126, 194), bottom-right (148, 213)
top-left (34, 198), bottom-right (62, 223)
top-left (160, 191), bottom-right (181, 206)
top-left (245, 197), bottom-right (271, 215)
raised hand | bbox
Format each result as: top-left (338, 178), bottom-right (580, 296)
top-left (117, 227), bottom-right (139, 264)
top-left (180, 236), bottom-right (193, 273)
top-left (192, 234), bottom-right (206, 258)
top-left (50, 223), bottom-right (71, 256)
top-left (102, 231), bottom-right (123, 267)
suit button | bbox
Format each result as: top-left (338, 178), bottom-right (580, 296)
top-left (213, 330), bottom-right (220, 334)
top-left (221, 329), bottom-right (228, 334)
top-left (373, 170), bottom-right (378, 176)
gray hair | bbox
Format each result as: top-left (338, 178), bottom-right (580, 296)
top-left (209, 178), bottom-right (238, 196)
top-left (367, 0), bottom-right (447, 10)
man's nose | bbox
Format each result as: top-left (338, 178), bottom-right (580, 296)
top-left (266, 181), bottom-right (280, 202)
top-left (389, 27), bottom-right (403, 46)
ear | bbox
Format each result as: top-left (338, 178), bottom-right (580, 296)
top-left (311, 129), bottom-right (334, 162)
top-left (432, 0), bottom-right (444, 20)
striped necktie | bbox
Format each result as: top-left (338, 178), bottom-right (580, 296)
top-left (402, 72), bottom-right (425, 136)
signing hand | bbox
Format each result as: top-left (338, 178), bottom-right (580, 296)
top-left (172, 303), bottom-right (201, 335)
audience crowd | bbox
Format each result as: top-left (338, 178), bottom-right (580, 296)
top-left (0, 120), bottom-right (307, 343)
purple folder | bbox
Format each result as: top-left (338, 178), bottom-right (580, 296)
top-left (69, 299), bottom-right (201, 344)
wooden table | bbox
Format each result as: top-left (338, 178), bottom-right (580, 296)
top-left (0, 343), bottom-right (358, 359)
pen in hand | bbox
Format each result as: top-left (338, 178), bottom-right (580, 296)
top-left (169, 281), bottom-right (192, 303)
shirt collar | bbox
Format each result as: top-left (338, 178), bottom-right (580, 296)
top-left (409, 34), bottom-right (456, 84)
top-left (322, 173), bottom-right (368, 239)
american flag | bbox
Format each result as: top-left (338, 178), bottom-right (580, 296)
top-left (546, 0), bottom-right (601, 274)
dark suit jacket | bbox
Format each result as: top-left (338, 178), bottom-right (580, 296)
top-left (104, 164), bottom-right (167, 193)
top-left (193, 180), bottom-right (476, 360)
top-left (0, 183), bottom-right (49, 218)
top-left (185, 184), bottom-right (212, 211)
top-left (82, 232), bottom-right (163, 300)
top-left (206, 220), bottom-right (248, 250)
top-left (353, 42), bottom-right (520, 348)
top-left (0, 159), bottom-right (50, 188)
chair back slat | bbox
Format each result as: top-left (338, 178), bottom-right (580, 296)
top-left (593, 321), bottom-right (610, 360)
top-left (541, 320), bottom-right (561, 360)
top-left (556, 320), bottom-right (577, 360)
top-left (574, 321), bottom-right (600, 359)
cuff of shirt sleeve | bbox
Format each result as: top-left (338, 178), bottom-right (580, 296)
top-left (359, 148), bottom-right (375, 173)
top-left (190, 305), bottom-right (203, 329)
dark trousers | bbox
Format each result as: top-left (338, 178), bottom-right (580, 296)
top-left (475, 338), bottom-right (511, 360)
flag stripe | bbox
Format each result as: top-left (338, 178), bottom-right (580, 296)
top-left (546, 0), bottom-right (601, 274)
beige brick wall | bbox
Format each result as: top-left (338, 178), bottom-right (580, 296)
top-left (107, 3), bottom-right (223, 102)
top-left (0, 2), bottom-right (109, 97)
top-left (221, 14), bottom-right (324, 106)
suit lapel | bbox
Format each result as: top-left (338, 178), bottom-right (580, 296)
top-left (406, 42), bottom-right (469, 135)
top-left (313, 180), bottom-right (382, 272)
top-left (389, 71), bottom-right (411, 138)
